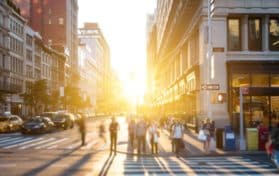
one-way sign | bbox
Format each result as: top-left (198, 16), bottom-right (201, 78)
top-left (201, 84), bottom-right (220, 90)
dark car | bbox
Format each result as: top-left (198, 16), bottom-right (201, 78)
top-left (21, 116), bottom-right (54, 134)
top-left (41, 112), bottom-right (58, 119)
top-left (52, 113), bottom-right (75, 130)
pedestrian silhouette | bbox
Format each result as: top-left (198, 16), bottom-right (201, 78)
top-left (78, 115), bottom-right (86, 146)
top-left (109, 117), bottom-right (119, 155)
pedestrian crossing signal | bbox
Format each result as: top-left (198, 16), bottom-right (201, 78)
top-left (217, 93), bottom-right (226, 103)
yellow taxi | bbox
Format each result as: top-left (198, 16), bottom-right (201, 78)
top-left (0, 114), bottom-right (23, 133)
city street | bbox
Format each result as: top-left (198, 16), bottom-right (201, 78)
top-left (0, 116), bottom-right (278, 176)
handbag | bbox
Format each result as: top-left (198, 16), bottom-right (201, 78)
top-left (198, 130), bottom-right (207, 141)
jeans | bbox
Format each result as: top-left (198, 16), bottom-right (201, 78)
top-left (173, 138), bottom-right (181, 156)
top-left (129, 133), bottom-right (134, 147)
top-left (137, 136), bottom-right (146, 154)
top-left (150, 138), bottom-right (158, 154)
top-left (110, 132), bottom-right (117, 153)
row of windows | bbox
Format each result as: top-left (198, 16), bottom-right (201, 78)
top-left (10, 77), bottom-right (23, 92)
top-left (42, 64), bottom-right (51, 79)
top-left (0, 54), bottom-right (8, 70)
top-left (232, 73), bottom-right (279, 88)
top-left (228, 16), bottom-right (279, 51)
top-left (10, 56), bottom-right (23, 74)
top-left (48, 17), bottom-right (64, 25)
top-left (10, 36), bottom-right (23, 55)
top-left (9, 18), bottom-right (23, 36)
top-left (26, 49), bottom-right (32, 61)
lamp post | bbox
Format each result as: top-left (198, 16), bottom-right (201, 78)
top-left (207, 0), bottom-right (213, 119)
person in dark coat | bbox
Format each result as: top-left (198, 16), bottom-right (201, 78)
top-left (78, 115), bottom-right (86, 146)
top-left (109, 117), bottom-right (119, 155)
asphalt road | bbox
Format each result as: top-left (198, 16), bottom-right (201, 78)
top-left (0, 116), bottom-right (278, 176)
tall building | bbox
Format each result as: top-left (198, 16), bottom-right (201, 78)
top-left (79, 23), bottom-right (111, 113)
top-left (13, 0), bottom-right (78, 83)
top-left (148, 0), bottom-right (279, 134)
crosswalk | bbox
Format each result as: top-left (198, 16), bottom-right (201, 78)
top-left (0, 133), bottom-right (100, 150)
top-left (105, 155), bottom-right (278, 175)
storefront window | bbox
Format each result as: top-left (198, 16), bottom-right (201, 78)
top-left (269, 17), bottom-right (279, 51)
top-left (271, 74), bottom-right (279, 87)
top-left (232, 74), bottom-right (249, 87)
top-left (251, 74), bottom-right (269, 87)
top-left (271, 96), bottom-right (279, 125)
top-left (251, 96), bottom-right (269, 127)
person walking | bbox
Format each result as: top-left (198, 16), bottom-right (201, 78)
top-left (136, 118), bottom-right (147, 155)
top-left (99, 121), bottom-right (106, 143)
top-left (78, 115), bottom-right (86, 146)
top-left (202, 118), bottom-right (213, 154)
top-left (149, 121), bottom-right (159, 154)
top-left (128, 119), bottom-right (136, 148)
top-left (172, 120), bottom-right (184, 158)
top-left (109, 117), bottom-right (119, 155)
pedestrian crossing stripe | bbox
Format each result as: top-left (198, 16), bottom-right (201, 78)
top-left (0, 136), bottom-right (99, 150)
top-left (106, 156), bottom-right (278, 175)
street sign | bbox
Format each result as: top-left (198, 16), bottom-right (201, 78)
top-left (201, 84), bottom-right (220, 90)
top-left (240, 87), bottom-right (249, 95)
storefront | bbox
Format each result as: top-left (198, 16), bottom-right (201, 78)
top-left (227, 61), bottom-right (279, 133)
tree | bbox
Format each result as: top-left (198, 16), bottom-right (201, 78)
top-left (62, 85), bottom-right (85, 112)
top-left (21, 79), bottom-right (49, 115)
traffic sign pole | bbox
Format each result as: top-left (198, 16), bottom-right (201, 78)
top-left (239, 88), bottom-right (246, 151)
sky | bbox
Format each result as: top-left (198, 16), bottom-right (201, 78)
top-left (78, 0), bottom-right (157, 101)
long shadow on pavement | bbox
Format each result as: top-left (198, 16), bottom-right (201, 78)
top-left (98, 153), bottom-right (116, 176)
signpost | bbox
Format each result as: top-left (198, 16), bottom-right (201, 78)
top-left (201, 84), bottom-right (220, 90)
top-left (239, 87), bottom-right (249, 151)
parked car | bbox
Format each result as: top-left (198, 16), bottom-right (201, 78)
top-left (0, 114), bottom-right (23, 133)
top-left (52, 113), bottom-right (75, 130)
top-left (21, 116), bottom-right (54, 134)
top-left (41, 112), bottom-right (58, 119)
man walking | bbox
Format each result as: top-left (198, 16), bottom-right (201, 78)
top-left (109, 117), bottom-right (119, 155)
top-left (78, 115), bottom-right (86, 146)
top-left (172, 120), bottom-right (184, 157)
top-left (149, 121), bottom-right (159, 154)
top-left (128, 119), bottom-right (136, 148)
top-left (136, 118), bottom-right (147, 155)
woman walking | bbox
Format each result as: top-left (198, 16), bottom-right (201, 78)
top-left (202, 118), bottom-right (213, 154)
top-left (149, 121), bottom-right (159, 154)
top-left (172, 120), bottom-right (184, 158)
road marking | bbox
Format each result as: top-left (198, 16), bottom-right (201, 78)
top-left (0, 164), bottom-right (16, 168)
top-left (0, 137), bottom-right (33, 147)
top-left (83, 141), bottom-right (97, 150)
top-left (19, 138), bottom-right (56, 149)
top-left (4, 137), bottom-right (44, 149)
top-left (0, 137), bottom-right (22, 144)
top-left (0, 137), bottom-right (12, 141)
top-left (66, 141), bottom-right (81, 150)
top-left (47, 145), bottom-right (57, 149)
top-left (35, 138), bottom-right (69, 149)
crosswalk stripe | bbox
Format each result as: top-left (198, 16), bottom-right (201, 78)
top-left (19, 138), bottom-right (56, 149)
top-left (0, 137), bottom-right (22, 144)
top-left (3, 137), bottom-right (44, 149)
top-left (107, 156), bottom-right (278, 175)
top-left (35, 138), bottom-right (69, 149)
top-left (0, 137), bottom-right (33, 147)
top-left (66, 141), bottom-right (81, 149)
top-left (47, 145), bottom-right (57, 149)
top-left (0, 137), bottom-right (12, 141)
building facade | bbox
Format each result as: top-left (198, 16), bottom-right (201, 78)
top-left (79, 23), bottom-right (111, 113)
top-left (13, 0), bottom-right (78, 84)
top-left (147, 0), bottom-right (279, 132)
top-left (0, 0), bottom-right (66, 116)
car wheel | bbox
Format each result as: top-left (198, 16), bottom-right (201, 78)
top-left (63, 123), bottom-right (68, 130)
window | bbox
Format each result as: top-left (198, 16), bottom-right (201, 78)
top-left (251, 74), bottom-right (269, 87)
top-left (248, 18), bottom-right (262, 51)
top-left (26, 49), bottom-right (32, 61)
top-left (58, 18), bottom-right (64, 25)
top-left (269, 17), bottom-right (279, 51)
top-left (232, 74), bottom-right (250, 87)
top-left (271, 74), bottom-right (279, 87)
top-left (26, 34), bottom-right (33, 46)
top-left (228, 18), bottom-right (241, 51)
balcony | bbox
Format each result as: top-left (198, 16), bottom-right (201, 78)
top-left (0, 82), bottom-right (22, 93)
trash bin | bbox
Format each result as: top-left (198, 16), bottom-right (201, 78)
top-left (224, 126), bottom-right (236, 151)
top-left (258, 126), bottom-right (269, 151)
top-left (246, 128), bottom-right (258, 151)
top-left (216, 128), bottom-right (224, 149)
